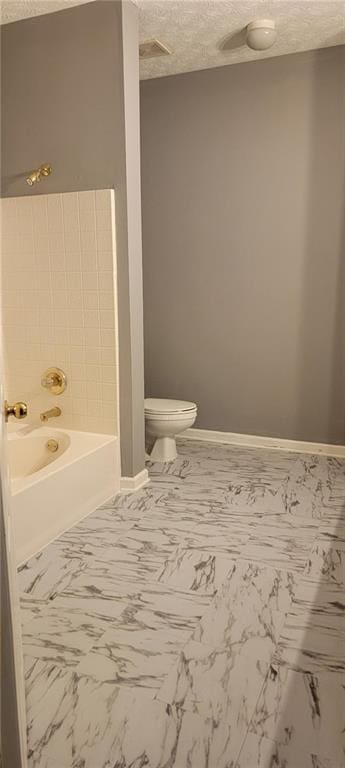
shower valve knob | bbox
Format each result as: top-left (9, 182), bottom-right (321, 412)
top-left (41, 367), bottom-right (67, 395)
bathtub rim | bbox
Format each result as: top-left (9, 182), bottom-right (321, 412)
top-left (8, 425), bottom-right (116, 495)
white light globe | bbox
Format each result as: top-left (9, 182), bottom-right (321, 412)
top-left (246, 20), bottom-right (277, 51)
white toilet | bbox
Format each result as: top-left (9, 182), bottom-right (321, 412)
top-left (144, 398), bottom-right (197, 462)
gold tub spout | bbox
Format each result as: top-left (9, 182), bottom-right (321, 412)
top-left (40, 406), bottom-right (61, 422)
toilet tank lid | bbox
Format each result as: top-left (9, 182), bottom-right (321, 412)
top-left (144, 398), bottom-right (197, 414)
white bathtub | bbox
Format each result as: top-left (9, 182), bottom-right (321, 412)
top-left (8, 425), bottom-right (121, 565)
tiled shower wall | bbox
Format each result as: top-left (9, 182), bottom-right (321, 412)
top-left (0, 189), bottom-right (118, 435)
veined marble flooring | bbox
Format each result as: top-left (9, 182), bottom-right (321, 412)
top-left (17, 439), bottom-right (345, 768)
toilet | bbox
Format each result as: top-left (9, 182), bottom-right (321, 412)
top-left (144, 398), bottom-right (197, 462)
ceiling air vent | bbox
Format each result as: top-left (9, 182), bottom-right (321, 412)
top-left (139, 39), bottom-right (172, 59)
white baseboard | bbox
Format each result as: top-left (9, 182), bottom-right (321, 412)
top-left (121, 469), bottom-right (150, 492)
top-left (182, 428), bottom-right (345, 458)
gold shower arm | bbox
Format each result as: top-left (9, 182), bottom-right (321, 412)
top-left (26, 163), bottom-right (52, 186)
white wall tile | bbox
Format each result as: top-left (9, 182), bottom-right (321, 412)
top-left (83, 291), bottom-right (99, 309)
top-left (79, 208), bottom-right (96, 232)
top-left (62, 192), bottom-right (79, 231)
top-left (1, 190), bottom-right (118, 436)
top-left (96, 209), bottom-right (111, 230)
top-left (78, 190), bottom-right (95, 210)
top-left (99, 292), bottom-right (114, 310)
top-left (100, 329), bottom-right (115, 347)
top-left (97, 230), bottom-right (113, 252)
top-left (66, 272), bottom-right (82, 290)
top-left (100, 310), bottom-right (114, 329)
top-left (98, 271), bottom-right (113, 290)
top-left (82, 271), bottom-right (98, 290)
top-left (97, 251), bottom-right (113, 271)
top-left (95, 189), bottom-right (110, 210)
top-left (84, 327), bottom-right (100, 347)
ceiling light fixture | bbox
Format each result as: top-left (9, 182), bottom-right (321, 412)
top-left (246, 20), bottom-right (277, 51)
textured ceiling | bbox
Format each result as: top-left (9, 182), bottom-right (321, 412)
top-left (138, 0), bottom-right (345, 79)
top-left (1, 0), bottom-right (344, 80)
top-left (0, 0), bottom-right (94, 25)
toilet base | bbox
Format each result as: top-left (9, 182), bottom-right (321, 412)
top-left (150, 436), bottom-right (177, 463)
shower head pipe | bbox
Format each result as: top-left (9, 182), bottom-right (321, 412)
top-left (26, 163), bottom-right (52, 186)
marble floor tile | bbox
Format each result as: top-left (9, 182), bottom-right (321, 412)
top-left (19, 594), bottom-right (48, 626)
top-left (196, 600), bottom-right (284, 666)
top-left (221, 558), bottom-right (300, 612)
top-left (152, 495), bottom-right (235, 521)
top-left (123, 509), bottom-right (250, 560)
top-left (240, 517), bottom-right (317, 572)
top-left (156, 547), bottom-right (236, 595)
top-left (17, 546), bottom-right (86, 600)
top-left (18, 439), bottom-right (345, 767)
top-left (153, 483), bottom-right (282, 520)
top-left (108, 520), bottom-right (182, 571)
top-left (46, 591), bottom-right (129, 628)
top-left (22, 602), bottom-right (108, 667)
top-left (80, 682), bottom-right (261, 768)
top-left (61, 528), bottom-right (176, 584)
top-left (158, 458), bottom-right (287, 512)
top-left (171, 456), bottom-right (288, 488)
top-left (147, 456), bottom-right (195, 480)
top-left (70, 677), bottom-right (134, 768)
top-left (235, 732), bottom-right (335, 768)
top-left (61, 575), bottom-right (210, 634)
top-left (157, 639), bottom-right (268, 764)
top-left (319, 482), bottom-right (345, 522)
top-left (274, 614), bottom-right (345, 674)
top-left (57, 525), bottom-right (170, 577)
top-left (274, 582), bottom-right (345, 673)
top-left (193, 560), bottom-right (290, 658)
top-left (85, 687), bottom-right (215, 768)
top-left (58, 560), bottom-right (159, 607)
top-left (318, 521), bottom-right (345, 547)
top-left (31, 759), bottom-right (70, 768)
top-left (72, 676), bottom-right (218, 768)
top-left (275, 455), bottom-right (334, 519)
top-left (245, 512), bottom-right (319, 537)
top-left (97, 485), bottom-right (159, 521)
top-left (25, 657), bottom-right (74, 768)
top-left (149, 476), bottom-right (233, 506)
top-left (289, 578), bottom-right (345, 618)
top-left (154, 444), bottom-right (299, 515)
top-left (58, 506), bottom-right (135, 544)
top-left (51, 491), bottom-right (160, 563)
top-left (304, 539), bottom-right (345, 586)
top-left (150, 496), bottom-right (267, 534)
top-left (77, 625), bottom-right (187, 690)
top-left (225, 480), bottom-right (287, 512)
top-left (176, 438), bottom-right (299, 470)
top-left (114, 580), bottom-right (211, 633)
top-left (250, 663), bottom-right (345, 764)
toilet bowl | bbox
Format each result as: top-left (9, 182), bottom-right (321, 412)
top-left (145, 398), bottom-right (197, 462)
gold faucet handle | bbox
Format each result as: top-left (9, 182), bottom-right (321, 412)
top-left (41, 367), bottom-right (67, 395)
top-left (42, 373), bottom-right (59, 387)
top-left (4, 400), bottom-right (28, 422)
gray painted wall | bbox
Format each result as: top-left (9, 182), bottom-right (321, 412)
top-left (0, 0), bottom-right (145, 475)
top-left (141, 46), bottom-right (345, 445)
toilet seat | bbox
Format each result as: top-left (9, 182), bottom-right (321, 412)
top-left (144, 398), bottom-right (197, 416)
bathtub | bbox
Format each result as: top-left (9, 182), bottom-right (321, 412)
top-left (8, 425), bottom-right (121, 565)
